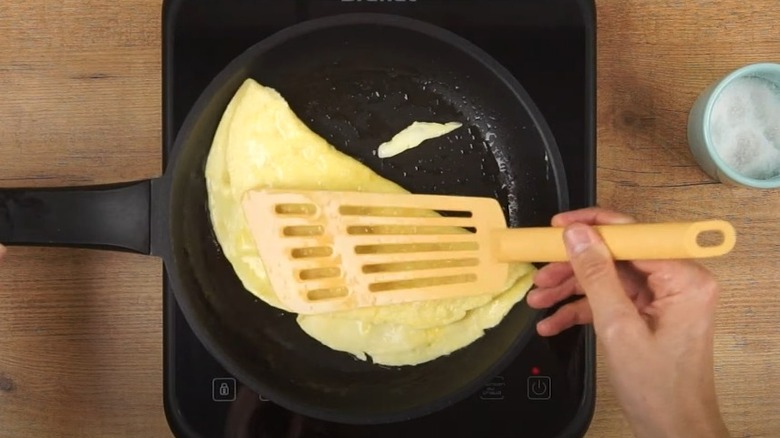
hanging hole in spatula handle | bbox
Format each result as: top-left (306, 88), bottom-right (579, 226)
top-left (680, 220), bottom-right (738, 258)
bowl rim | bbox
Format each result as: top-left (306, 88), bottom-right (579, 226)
top-left (702, 62), bottom-right (780, 189)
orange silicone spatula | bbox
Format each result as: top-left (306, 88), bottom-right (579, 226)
top-left (241, 189), bottom-right (736, 315)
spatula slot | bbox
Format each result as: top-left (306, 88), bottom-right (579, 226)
top-left (346, 225), bottom-right (476, 235)
top-left (342, 215), bottom-right (478, 229)
top-left (275, 203), bottom-right (318, 216)
top-left (351, 234), bottom-right (480, 246)
top-left (302, 278), bottom-right (346, 293)
top-left (299, 267), bottom-right (342, 280)
top-left (291, 246), bottom-right (334, 259)
top-left (365, 266), bottom-right (477, 285)
top-left (368, 274), bottom-right (478, 293)
top-left (362, 258), bottom-right (479, 273)
top-left (307, 287), bottom-right (350, 301)
top-left (436, 210), bottom-right (474, 218)
top-left (354, 241), bottom-right (479, 254)
top-left (339, 205), bottom-right (473, 218)
top-left (283, 225), bottom-right (325, 237)
top-left (356, 250), bottom-right (481, 265)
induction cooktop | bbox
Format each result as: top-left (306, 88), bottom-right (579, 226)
top-left (161, 1), bottom-right (597, 437)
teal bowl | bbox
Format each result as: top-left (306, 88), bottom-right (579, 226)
top-left (687, 62), bottom-right (780, 189)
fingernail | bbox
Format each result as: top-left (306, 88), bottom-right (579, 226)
top-left (564, 225), bottom-right (594, 254)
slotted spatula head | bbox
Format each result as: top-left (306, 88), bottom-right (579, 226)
top-left (241, 189), bottom-right (511, 314)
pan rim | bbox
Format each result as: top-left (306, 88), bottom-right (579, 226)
top-left (165, 12), bottom-right (570, 425)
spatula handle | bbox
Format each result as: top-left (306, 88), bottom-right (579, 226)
top-left (494, 220), bottom-right (736, 262)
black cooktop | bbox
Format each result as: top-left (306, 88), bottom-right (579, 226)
top-left (162, 1), bottom-right (597, 437)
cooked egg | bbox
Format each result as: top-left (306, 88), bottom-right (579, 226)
top-left (204, 78), bottom-right (535, 366)
top-left (377, 121), bottom-right (462, 158)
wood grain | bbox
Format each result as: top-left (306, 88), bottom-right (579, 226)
top-left (0, 0), bottom-right (161, 188)
top-left (590, 1), bottom-right (780, 437)
top-left (0, 0), bottom-right (778, 437)
top-left (0, 0), bottom-right (170, 436)
top-left (0, 248), bottom-right (167, 437)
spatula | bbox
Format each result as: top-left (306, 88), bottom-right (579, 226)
top-left (241, 189), bottom-right (736, 315)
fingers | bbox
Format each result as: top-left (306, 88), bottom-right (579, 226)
top-left (531, 260), bottom-right (651, 307)
top-left (551, 207), bottom-right (636, 227)
top-left (0, 244), bottom-right (5, 259)
top-left (533, 262), bottom-right (574, 288)
top-left (536, 298), bottom-right (593, 337)
top-left (563, 223), bottom-right (647, 339)
top-left (631, 259), bottom-right (701, 276)
top-left (527, 276), bottom-right (579, 309)
top-left (633, 259), bottom-right (720, 338)
top-left (632, 259), bottom-right (717, 301)
top-left (614, 261), bottom-right (650, 302)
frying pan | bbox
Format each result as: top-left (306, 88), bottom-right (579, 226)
top-left (0, 14), bottom-right (568, 424)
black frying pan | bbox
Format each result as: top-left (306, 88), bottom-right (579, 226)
top-left (0, 14), bottom-right (568, 425)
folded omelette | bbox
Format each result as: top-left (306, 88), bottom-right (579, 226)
top-left (204, 78), bottom-right (535, 367)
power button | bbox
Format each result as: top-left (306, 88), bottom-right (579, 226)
top-left (527, 376), bottom-right (551, 400)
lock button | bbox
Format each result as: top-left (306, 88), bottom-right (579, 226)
top-left (212, 378), bottom-right (236, 402)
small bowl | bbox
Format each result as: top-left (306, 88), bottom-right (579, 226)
top-left (687, 62), bottom-right (780, 189)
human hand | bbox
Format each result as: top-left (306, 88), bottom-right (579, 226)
top-left (0, 244), bottom-right (5, 259)
top-left (527, 208), bottom-right (730, 438)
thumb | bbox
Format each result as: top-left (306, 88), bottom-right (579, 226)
top-left (0, 244), bottom-right (5, 259)
top-left (563, 223), bottom-right (644, 337)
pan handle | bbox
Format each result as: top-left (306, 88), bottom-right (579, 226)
top-left (0, 181), bottom-right (151, 254)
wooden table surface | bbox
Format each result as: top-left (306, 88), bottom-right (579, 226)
top-left (1, 1), bottom-right (778, 436)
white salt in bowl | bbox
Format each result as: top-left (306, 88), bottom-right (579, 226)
top-left (688, 62), bottom-right (780, 189)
